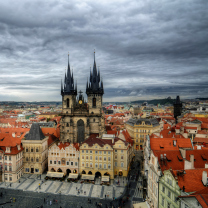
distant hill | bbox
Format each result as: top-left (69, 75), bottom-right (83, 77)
top-left (131, 98), bottom-right (176, 105)
top-left (195, 98), bottom-right (208, 100)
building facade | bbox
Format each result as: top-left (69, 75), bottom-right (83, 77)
top-left (60, 53), bottom-right (105, 143)
top-left (48, 142), bottom-right (79, 174)
top-left (79, 135), bottom-right (134, 179)
top-left (22, 123), bottom-right (48, 174)
top-left (0, 144), bottom-right (24, 183)
top-left (125, 118), bottom-right (160, 150)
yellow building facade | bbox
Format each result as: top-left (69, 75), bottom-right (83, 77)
top-left (125, 118), bottom-right (160, 150)
top-left (22, 123), bottom-right (48, 174)
top-left (79, 135), bottom-right (134, 179)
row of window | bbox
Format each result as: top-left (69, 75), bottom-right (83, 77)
top-left (26, 148), bottom-right (39, 152)
top-left (26, 157), bottom-right (39, 162)
top-left (161, 196), bottom-right (178, 207)
top-left (50, 153), bottom-right (76, 156)
top-left (82, 156), bottom-right (112, 161)
top-left (4, 165), bottom-right (12, 171)
top-left (136, 129), bottom-right (150, 133)
top-left (82, 150), bottom-right (112, 154)
top-left (115, 162), bottom-right (124, 167)
top-left (0, 156), bottom-right (12, 160)
top-left (81, 162), bottom-right (124, 168)
top-left (136, 134), bottom-right (145, 138)
top-left (49, 160), bottom-right (78, 166)
top-left (162, 187), bottom-right (178, 202)
top-left (135, 139), bottom-right (144, 143)
top-left (25, 168), bottom-right (39, 173)
top-left (82, 162), bottom-right (111, 169)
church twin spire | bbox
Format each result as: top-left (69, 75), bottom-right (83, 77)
top-left (61, 52), bottom-right (104, 96)
top-left (61, 54), bottom-right (77, 96)
top-left (86, 52), bottom-right (104, 95)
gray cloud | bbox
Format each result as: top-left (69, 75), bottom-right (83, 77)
top-left (0, 0), bottom-right (208, 102)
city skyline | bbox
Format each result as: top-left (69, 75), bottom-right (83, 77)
top-left (0, 0), bottom-right (208, 102)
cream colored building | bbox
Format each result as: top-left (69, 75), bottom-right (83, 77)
top-left (0, 144), bottom-right (24, 183)
top-left (79, 135), bottom-right (134, 179)
top-left (125, 118), bottom-right (160, 150)
top-left (22, 123), bottom-right (48, 174)
top-left (48, 142), bottom-right (79, 174)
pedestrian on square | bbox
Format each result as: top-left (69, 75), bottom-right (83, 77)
top-left (105, 194), bottom-right (106, 199)
top-left (44, 198), bottom-right (45, 203)
top-left (76, 187), bottom-right (77, 190)
top-left (50, 200), bottom-right (52, 205)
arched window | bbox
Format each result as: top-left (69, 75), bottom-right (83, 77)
top-left (93, 98), bottom-right (96, 107)
top-left (66, 123), bottom-right (69, 127)
top-left (67, 98), bottom-right (69, 108)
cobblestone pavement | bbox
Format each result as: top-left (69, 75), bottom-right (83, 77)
top-left (0, 188), bottom-right (112, 208)
top-left (0, 151), bottom-right (144, 208)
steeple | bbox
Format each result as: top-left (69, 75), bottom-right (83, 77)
top-left (61, 54), bottom-right (77, 96)
top-left (174, 95), bottom-right (182, 124)
top-left (86, 51), bottom-right (104, 95)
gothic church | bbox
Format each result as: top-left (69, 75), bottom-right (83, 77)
top-left (60, 53), bottom-right (105, 143)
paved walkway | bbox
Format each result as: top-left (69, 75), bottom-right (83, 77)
top-left (0, 173), bottom-right (125, 200)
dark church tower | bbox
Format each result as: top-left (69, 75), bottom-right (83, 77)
top-left (60, 55), bottom-right (77, 142)
top-left (86, 52), bottom-right (105, 136)
top-left (60, 53), bottom-right (105, 143)
top-left (174, 95), bottom-right (182, 124)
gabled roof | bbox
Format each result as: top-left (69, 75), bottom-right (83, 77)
top-left (25, 123), bottom-right (45, 141)
top-left (153, 150), bottom-right (184, 172)
top-left (172, 168), bottom-right (208, 193)
top-left (81, 136), bottom-right (128, 148)
top-left (185, 149), bottom-right (208, 169)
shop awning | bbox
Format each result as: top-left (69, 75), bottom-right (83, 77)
top-left (81, 174), bottom-right (95, 180)
top-left (101, 176), bottom-right (110, 182)
top-left (46, 171), bottom-right (64, 178)
top-left (68, 173), bottom-right (78, 179)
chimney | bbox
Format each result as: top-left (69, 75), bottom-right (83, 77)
top-left (173, 140), bottom-right (176, 146)
top-left (160, 154), bottom-right (163, 166)
top-left (12, 132), bottom-right (15, 137)
top-left (180, 149), bottom-right (186, 159)
top-left (205, 163), bottom-right (208, 168)
top-left (190, 155), bottom-right (194, 169)
top-left (202, 171), bottom-right (207, 186)
top-left (164, 154), bottom-right (167, 166)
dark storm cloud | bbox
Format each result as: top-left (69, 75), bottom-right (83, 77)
top-left (0, 0), bottom-right (208, 101)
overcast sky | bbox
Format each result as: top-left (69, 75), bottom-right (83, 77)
top-left (0, 0), bottom-right (208, 102)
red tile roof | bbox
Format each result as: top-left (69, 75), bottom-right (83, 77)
top-left (153, 150), bottom-right (184, 172)
top-left (150, 138), bottom-right (192, 151)
top-left (185, 149), bottom-right (208, 169)
top-left (172, 168), bottom-right (208, 193)
top-left (57, 142), bottom-right (79, 151)
top-left (179, 187), bottom-right (208, 208)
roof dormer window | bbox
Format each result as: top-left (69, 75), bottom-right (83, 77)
top-left (6, 147), bottom-right (11, 153)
